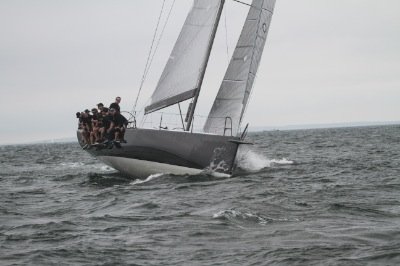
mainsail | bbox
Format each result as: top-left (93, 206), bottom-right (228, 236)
top-left (204, 0), bottom-right (276, 136)
top-left (145, 0), bottom-right (225, 115)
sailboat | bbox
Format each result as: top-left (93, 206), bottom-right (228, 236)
top-left (78, 0), bottom-right (276, 178)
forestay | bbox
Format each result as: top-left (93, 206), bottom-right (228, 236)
top-left (145, 0), bottom-right (224, 114)
top-left (204, 0), bottom-right (276, 136)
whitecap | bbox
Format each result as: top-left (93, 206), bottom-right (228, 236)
top-left (235, 147), bottom-right (294, 171)
top-left (269, 158), bottom-right (294, 165)
top-left (212, 209), bottom-right (270, 225)
top-left (59, 162), bottom-right (85, 168)
top-left (130, 173), bottom-right (164, 185)
top-left (99, 165), bottom-right (115, 172)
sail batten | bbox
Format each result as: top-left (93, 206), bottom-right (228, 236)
top-left (145, 0), bottom-right (225, 115)
top-left (204, 0), bottom-right (276, 136)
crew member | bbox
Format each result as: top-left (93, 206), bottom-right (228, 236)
top-left (109, 97), bottom-right (121, 113)
top-left (109, 108), bottom-right (128, 142)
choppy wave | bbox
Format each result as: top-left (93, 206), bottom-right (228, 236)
top-left (213, 209), bottom-right (272, 226)
top-left (1, 125), bottom-right (400, 265)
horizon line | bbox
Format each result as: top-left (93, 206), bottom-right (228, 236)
top-left (1, 120), bottom-right (399, 146)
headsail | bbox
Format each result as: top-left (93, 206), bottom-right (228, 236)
top-left (145, 0), bottom-right (225, 115)
top-left (204, 0), bottom-right (276, 136)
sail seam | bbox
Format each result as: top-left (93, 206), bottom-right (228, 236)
top-left (236, 45), bottom-right (254, 49)
top-left (231, 57), bottom-right (250, 61)
top-left (193, 5), bottom-right (220, 10)
top-left (186, 23), bottom-right (216, 27)
top-left (223, 79), bottom-right (246, 82)
top-left (216, 98), bottom-right (243, 100)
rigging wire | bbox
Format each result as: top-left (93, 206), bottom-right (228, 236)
top-left (232, 0), bottom-right (273, 13)
top-left (136, 0), bottom-right (176, 123)
top-left (132, 0), bottom-right (167, 114)
top-left (232, 0), bottom-right (251, 7)
top-left (223, 7), bottom-right (230, 64)
top-left (144, 0), bottom-right (176, 81)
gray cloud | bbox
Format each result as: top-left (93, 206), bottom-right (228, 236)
top-left (1, 0), bottom-right (399, 144)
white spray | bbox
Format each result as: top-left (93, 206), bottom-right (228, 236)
top-left (235, 146), bottom-right (294, 172)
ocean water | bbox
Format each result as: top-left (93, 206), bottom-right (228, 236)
top-left (1, 125), bottom-right (400, 265)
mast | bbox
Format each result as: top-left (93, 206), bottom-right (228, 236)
top-left (185, 0), bottom-right (225, 131)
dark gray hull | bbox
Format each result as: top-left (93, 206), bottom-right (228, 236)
top-left (78, 128), bottom-right (240, 178)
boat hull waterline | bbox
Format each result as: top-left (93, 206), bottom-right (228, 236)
top-left (78, 128), bottom-right (240, 178)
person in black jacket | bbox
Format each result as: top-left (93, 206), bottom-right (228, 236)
top-left (108, 108), bottom-right (128, 142)
top-left (109, 97), bottom-right (121, 113)
top-left (99, 108), bottom-right (112, 142)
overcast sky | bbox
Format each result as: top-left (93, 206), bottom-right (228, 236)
top-left (0, 0), bottom-right (399, 144)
